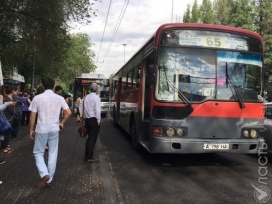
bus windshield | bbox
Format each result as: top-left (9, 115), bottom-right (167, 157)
top-left (156, 47), bottom-right (262, 102)
top-left (100, 88), bottom-right (109, 102)
top-left (74, 77), bottom-right (109, 101)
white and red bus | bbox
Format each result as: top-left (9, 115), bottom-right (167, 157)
top-left (110, 23), bottom-right (266, 154)
top-left (74, 73), bottom-right (110, 117)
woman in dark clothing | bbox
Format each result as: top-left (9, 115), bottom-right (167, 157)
top-left (1, 85), bottom-right (16, 153)
top-left (0, 85), bottom-right (16, 155)
top-left (21, 92), bottom-right (32, 125)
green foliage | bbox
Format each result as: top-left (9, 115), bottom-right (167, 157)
top-left (228, 0), bottom-right (256, 30)
top-left (212, 0), bottom-right (233, 25)
top-left (200, 0), bottom-right (214, 24)
top-left (60, 33), bottom-right (97, 87)
top-left (0, 0), bottom-right (98, 90)
top-left (191, 0), bottom-right (201, 23)
top-left (183, 5), bottom-right (191, 23)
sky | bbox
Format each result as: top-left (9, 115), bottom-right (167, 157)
top-left (70, 0), bottom-right (203, 78)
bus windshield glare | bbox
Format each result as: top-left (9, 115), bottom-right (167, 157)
top-left (156, 47), bottom-right (262, 102)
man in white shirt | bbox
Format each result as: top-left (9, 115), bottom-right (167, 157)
top-left (29, 78), bottom-right (71, 189)
top-left (79, 83), bottom-right (101, 163)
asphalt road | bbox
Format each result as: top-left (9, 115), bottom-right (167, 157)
top-left (1, 115), bottom-right (271, 204)
top-left (99, 116), bottom-right (272, 204)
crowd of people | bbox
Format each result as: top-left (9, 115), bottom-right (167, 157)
top-left (0, 83), bottom-right (69, 183)
top-left (0, 79), bottom-right (101, 190)
top-left (0, 86), bottom-right (32, 157)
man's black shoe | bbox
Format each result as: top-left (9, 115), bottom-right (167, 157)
top-left (0, 160), bottom-right (6, 165)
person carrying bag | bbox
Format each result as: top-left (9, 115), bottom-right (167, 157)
top-left (78, 97), bottom-right (87, 138)
top-left (79, 83), bottom-right (101, 163)
top-left (0, 112), bottom-right (13, 134)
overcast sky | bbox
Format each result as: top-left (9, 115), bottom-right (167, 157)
top-left (70, 0), bottom-right (203, 78)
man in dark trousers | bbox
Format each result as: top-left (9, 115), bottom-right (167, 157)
top-left (79, 83), bottom-right (101, 162)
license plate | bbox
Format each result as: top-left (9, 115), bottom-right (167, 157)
top-left (204, 144), bottom-right (229, 150)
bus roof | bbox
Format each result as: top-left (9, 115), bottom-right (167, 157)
top-left (113, 23), bottom-right (263, 78)
top-left (155, 23), bottom-right (262, 41)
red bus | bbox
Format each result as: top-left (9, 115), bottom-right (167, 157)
top-left (110, 23), bottom-right (266, 154)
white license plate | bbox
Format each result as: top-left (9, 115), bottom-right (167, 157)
top-left (204, 144), bottom-right (229, 150)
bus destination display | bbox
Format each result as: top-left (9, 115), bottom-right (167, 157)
top-left (76, 78), bottom-right (103, 85)
top-left (179, 31), bottom-right (248, 51)
top-left (160, 30), bottom-right (255, 51)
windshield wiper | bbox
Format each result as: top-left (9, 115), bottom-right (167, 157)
top-left (225, 63), bottom-right (245, 109)
top-left (161, 65), bottom-right (191, 107)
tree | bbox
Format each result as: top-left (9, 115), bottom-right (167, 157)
top-left (228, 0), bottom-right (256, 30)
top-left (255, 0), bottom-right (272, 100)
top-left (59, 33), bottom-right (97, 86)
top-left (213, 0), bottom-right (233, 25)
top-left (191, 0), bottom-right (201, 23)
top-left (0, 0), bottom-right (99, 88)
top-left (200, 0), bottom-right (214, 24)
top-left (183, 4), bottom-right (191, 23)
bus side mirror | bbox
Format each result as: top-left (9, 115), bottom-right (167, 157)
top-left (263, 70), bottom-right (270, 99)
top-left (263, 70), bottom-right (270, 90)
top-left (146, 65), bottom-right (155, 86)
top-left (106, 79), bottom-right (110, 86)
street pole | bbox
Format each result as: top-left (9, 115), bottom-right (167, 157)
top-left (122, 44), bottom-right (127, 63)
top-left (171, 0), bottom-right (174, 23)
top-left (32, 58), bottom-right (35, 92)
top-left (31, 36), bottom-right (35, 93)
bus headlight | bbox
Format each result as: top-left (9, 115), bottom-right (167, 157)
top-left (250, 129), bottom-right (258, 138)
top-left (243, 130), bottom-right (249, 137)
top-left (176, 128), bottom-right (184, 136)
top-left (166, 128), bottom-right (175, 137)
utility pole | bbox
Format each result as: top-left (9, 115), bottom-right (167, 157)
top-left (31, 36), bottom-right (35, 93)
top-left (171, 0), bottom-right (174, 23)
top-left (122, 44), bottom-right (127, 63)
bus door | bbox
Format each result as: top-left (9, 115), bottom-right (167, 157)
top-left (116, 77), bottom-right (122, 122)
top-left (82, 86), bottom-right (88, 98)
top-left (143, 64), bottom-right (151, 120)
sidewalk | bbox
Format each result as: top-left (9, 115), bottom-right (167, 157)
top-left (0, 117), bottom-right (123, 204)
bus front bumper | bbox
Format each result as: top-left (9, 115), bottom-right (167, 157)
top-left (101, 107), bottom-right (109, 114)
top-left (149, 137), bottom-right (265, 154)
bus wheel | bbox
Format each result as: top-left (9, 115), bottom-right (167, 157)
top-left (131, 118), bottom-right (141, 151)
top-left (113, 107), bottom-right (118, 128)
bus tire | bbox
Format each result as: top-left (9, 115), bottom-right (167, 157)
top-left (113, 107), bottom-right (118, 128)
top-left (131, 116), bottom-right (141, 151)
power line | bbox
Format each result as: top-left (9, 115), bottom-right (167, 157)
top-left (103, 0), bottom-right (129, 60)
top-left (103, 0), bottom-right (129, 59)
top-left (96, 0), bottom-right (113, 62)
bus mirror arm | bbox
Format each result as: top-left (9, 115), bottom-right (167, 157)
top-left (146, 65), bottom-right (155, 86)
top-left (263, 70), bottom-right (272, 99)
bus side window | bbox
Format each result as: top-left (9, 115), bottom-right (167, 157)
top-left (133, 65), bottom-right (140, 88)
top-left (127, 71), bottom-right (133, 90)
top-left (112, 80), bottom-right (118, 98)
top-left (121, 76), bottom-right (126, 92)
